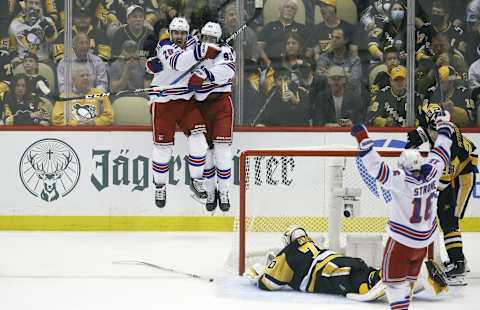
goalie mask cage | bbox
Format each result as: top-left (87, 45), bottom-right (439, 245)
top-left (231, 147), bottom-right (419, 276)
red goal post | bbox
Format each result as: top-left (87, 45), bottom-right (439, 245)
top-left (235, 148), bottom-right (431, 275)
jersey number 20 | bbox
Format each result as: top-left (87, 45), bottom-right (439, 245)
top-left (410, 192), bottom-right (435, 223)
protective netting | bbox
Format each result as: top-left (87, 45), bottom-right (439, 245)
top-left (230, 148), bottom-right (401, 275)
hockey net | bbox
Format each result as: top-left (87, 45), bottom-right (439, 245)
top-left (229, 146), bottom-right (412, 275)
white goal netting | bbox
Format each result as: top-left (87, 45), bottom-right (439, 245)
top-left (228, 147), bottom-right (408, 275)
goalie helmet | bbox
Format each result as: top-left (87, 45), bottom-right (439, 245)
top-left (398, 149), bottom-right (423, 172)
top-left (422, 103), bottom-right (443, 131)
top-left (169, 17), bottom-right (190, 34)
top-left (201, 22), bottom-right (222, 42)
top-left (282, 225), bottom-right (308, 246)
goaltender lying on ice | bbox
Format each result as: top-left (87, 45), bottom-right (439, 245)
top-left (244, 225), bottom-right (448, 302)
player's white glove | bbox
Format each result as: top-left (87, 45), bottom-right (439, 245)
top-left (435, 110), bottom-right (454, 137)
top-left (243, 263), bottom-right (265, 286)
top-left (199, 42), bottom-right (221, 59)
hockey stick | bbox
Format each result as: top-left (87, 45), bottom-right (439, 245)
top-left (112, 260), bottom-right (214, 282)
top-left (169, 5), bottom-right (264, 85)
top-left (251, 89), bottom-right (277, 126)
top-left (53, 85), bottom-right (173, 101)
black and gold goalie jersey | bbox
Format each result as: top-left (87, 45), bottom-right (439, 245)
top-left (258, 236), bottom-right (377, 295)
top-left (438, 125), bottom-right (478, 190)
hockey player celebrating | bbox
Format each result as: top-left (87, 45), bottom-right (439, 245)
top-left (351, 113), bottom-right (454, 309)
top-left (146, 17), bottom-right (221, 208)
top-left (405, 103), bottom-right (478, 285)
top-left (188, 22), bottom-right (235, 212)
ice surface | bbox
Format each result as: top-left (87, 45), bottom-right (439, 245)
top-left (0, 232), bottom-right (478, 310)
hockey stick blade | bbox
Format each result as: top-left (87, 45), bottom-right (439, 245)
top-left (113, 260), bottom-right (214, 282)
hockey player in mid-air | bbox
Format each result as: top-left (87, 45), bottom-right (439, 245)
top-left (146, 17), bottom-right (221, 208)
top-left (189, 21), bottom-right (236, 212)
top-left (406, 103), bottom-right (478, 285)
top-left (244, 225), bottom-right (386, 301)
top-left (351, 111), bottom-right (454, 309)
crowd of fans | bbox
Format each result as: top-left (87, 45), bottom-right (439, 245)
top-left (0, 0), bottom-right (480, 128)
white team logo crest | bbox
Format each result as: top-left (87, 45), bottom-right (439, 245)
top-left (73, 103), bottom-right (97, 120)
top-left (19, 139), bottom-right (81, 202)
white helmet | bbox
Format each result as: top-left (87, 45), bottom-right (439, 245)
top-left (282, 225), bottom-right (307, 246)
top-left (398, 149), bottom-right (423, 172)
top-left (201, 22), bottom-right (222, 41)
top-left (169, 17), bottom-right (190, 34)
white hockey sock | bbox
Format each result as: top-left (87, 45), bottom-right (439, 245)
top-left (187, 133), bottom-right (208, 179)
top-left (385, 281), bottom-right (411, 310)
top-left (214, 142), bottom-right (232, 192)
top-left (152, 144), bottom-right (173, 185)
top-left (202, 149), bottom-right (216, 192)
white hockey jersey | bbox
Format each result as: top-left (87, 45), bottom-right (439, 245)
top-left (193, 45), bottom-right (236, 102)
top-left (361, 134), bottom-right (452, 248)
top-left (149, 36), bottom-right (198, 103)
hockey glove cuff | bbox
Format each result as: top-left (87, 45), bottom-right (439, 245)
top-left (351, 124), bottom-right (370, 144)
top-left (146, 57), bottom-right (163, 74)
top-left (200, 42), bottom-right (221, 60)
top-left (188, 73), bottom-right (204, 91)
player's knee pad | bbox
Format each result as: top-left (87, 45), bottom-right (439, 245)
top-left (187, 133), bottom-right (208, 157)
top-left (153, 144), bottom-right (173, 162)
top-left (213, 142), bottom-right (232, 170)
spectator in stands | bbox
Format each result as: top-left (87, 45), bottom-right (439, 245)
top-left (368, 0), bottom-right (407, 66)
top-left (11, 0), bottom-right (59, 27)
top-left (8, 0), bottom-right (57, 66)
top-left (223, 3), bottom-right (259, 70)
top-left (370, 45), bottom-right (400, 95)
top-left (367, 65), bottom-right (407, 127)
top-left (430, 66), bottom-right (475, 127)
top-left (255, 67), bottom-right (310, 126)
top-left (53, 6), bottom-right (111, 63)
top-left (109, 40), bottom-right (147, 92)
top-left (311, 66), bottom-right (361, 127)
top-left (111, 5), bottom-right (153, 59)
top-left (416, 1), bottom-right (466, 56)
top-left (0, 49), bottom-right (12, 94)
top-left (107, 0), bottom-right (160, 27)
top-left (317, 27), bottom-right (362, 96)
top-left (257, 0), bottom-right (307, 69)
top-left (465, 14), bottom-right (480, 65)
top-left (22, 52), bottom-right (51, 97)
top-left (55, 0), bottom-right (120, 35)
top-left (52, 63), bottom-right (113, 126)
top-left (57, 32), bottom-right (108, 93)
top-left (416, 32), bottom-right (468, 96)
top-left (279, 32), bottom-right (306, 85)
top-left (2, 74), bottom-right (50, 125)
top-left (307, 0), bottom-right (356, 60)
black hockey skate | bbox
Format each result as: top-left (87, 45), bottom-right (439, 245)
top-left (155, 184), bottom-right (166, 208)
top-left (444, 260), bottom-right (467, 286)
top-left (205, 190), bottom-right (218, 212)
top-left (218, 190), bottom-right (230, 212)
top-left (189, 178), bottom-right (207, 203)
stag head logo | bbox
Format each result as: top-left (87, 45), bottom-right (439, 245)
top-left (19, 139), bottom-right (81, 203)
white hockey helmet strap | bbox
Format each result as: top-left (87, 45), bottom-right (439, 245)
top-left (169, 17), bottom-right (190, 34)
top-left (283, 225), bottom-right (308, 246)
top-left (201, 22), bottom-right (222, 41)
top-left (398, 149), bottom-right (423, 172)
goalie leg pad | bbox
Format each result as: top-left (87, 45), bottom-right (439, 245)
top-left (152, 144), bottom-right (173, 185)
